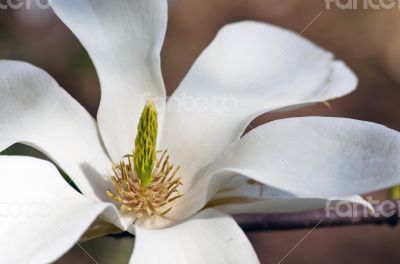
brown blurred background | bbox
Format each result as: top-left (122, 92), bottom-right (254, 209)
top-left (1, 0), bottom-right (400, 263)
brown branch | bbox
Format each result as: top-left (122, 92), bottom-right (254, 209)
top-left (235, 200), bottom-right (400, 232)
top-left (110, 200), bottom-right (400, 238)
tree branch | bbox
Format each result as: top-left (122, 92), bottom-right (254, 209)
top-left (235, 200), bottom-right (400, 232)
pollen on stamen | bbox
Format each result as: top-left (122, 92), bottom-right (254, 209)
top-left (106, 150), bottom-right (183, 220)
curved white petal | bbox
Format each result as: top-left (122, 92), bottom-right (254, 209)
top-left (171, 117), bottom-right (400, 219)
top-left (216, 196), bottom-right (373, 215)
top-left (131, 209), bottom-right (259, 264)
top-left (207, 117), bottom-right (400, 196)
top-left (0, 60), bottom-right (113, 201)
top-left (161, 21), bottom-right (357, 194)
top-left (209, 176), bottom-right (373, 214)
top-left (0, 156), bottom-right (120, 264)
top-left (50, 0), bottom-right (167, 161)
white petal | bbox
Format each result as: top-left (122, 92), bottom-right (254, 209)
top-left (0, 156), bottom-right (120, 263)
top-left (216, 196), bottom-right (373, 215)
top-left (131, 209), bottom-right (259, 264)
top-left (209, 175), bottom-right (373, 214)
top-left (0, 60), bottom-right (113, 201)
top-left (172, 117), bottom-right (400, 219)
top-left (161, 21), bottom-right (357, 194)
top-left (207, 117), bottom-right (400, 196)
top-left (50, 0), bottom-right (167, 161)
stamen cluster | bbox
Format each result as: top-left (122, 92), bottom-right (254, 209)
top-left (107, 150), bottom-right (183, 220)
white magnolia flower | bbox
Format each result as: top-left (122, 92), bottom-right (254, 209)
top-left (1, 0), bottom-right (400, 263)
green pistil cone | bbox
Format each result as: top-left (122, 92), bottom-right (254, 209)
top-left (134, 101), bottom-right (158, 187)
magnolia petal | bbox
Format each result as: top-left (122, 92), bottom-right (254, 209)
top-left (215, 196), bottom-right (373, 216)
top-left (207, 117), bottom-right (400, 197)
top-left (161, 21), bottom-right (357, 193)
top-left (0, 156), bottom-right (121, 263)
top-left (131, 209), bottom-right (259, 264)
top-left (171, 117), bottom-right (400, 219)
top-left (50, 0), bottom-right (167, 161)
top-left (209, 176), bottom-right (373, 214)
top-left (0, 60), bottom-right (113, 201)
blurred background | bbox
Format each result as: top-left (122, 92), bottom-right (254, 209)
top-left (1, 0), bottom-right (400, 263)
